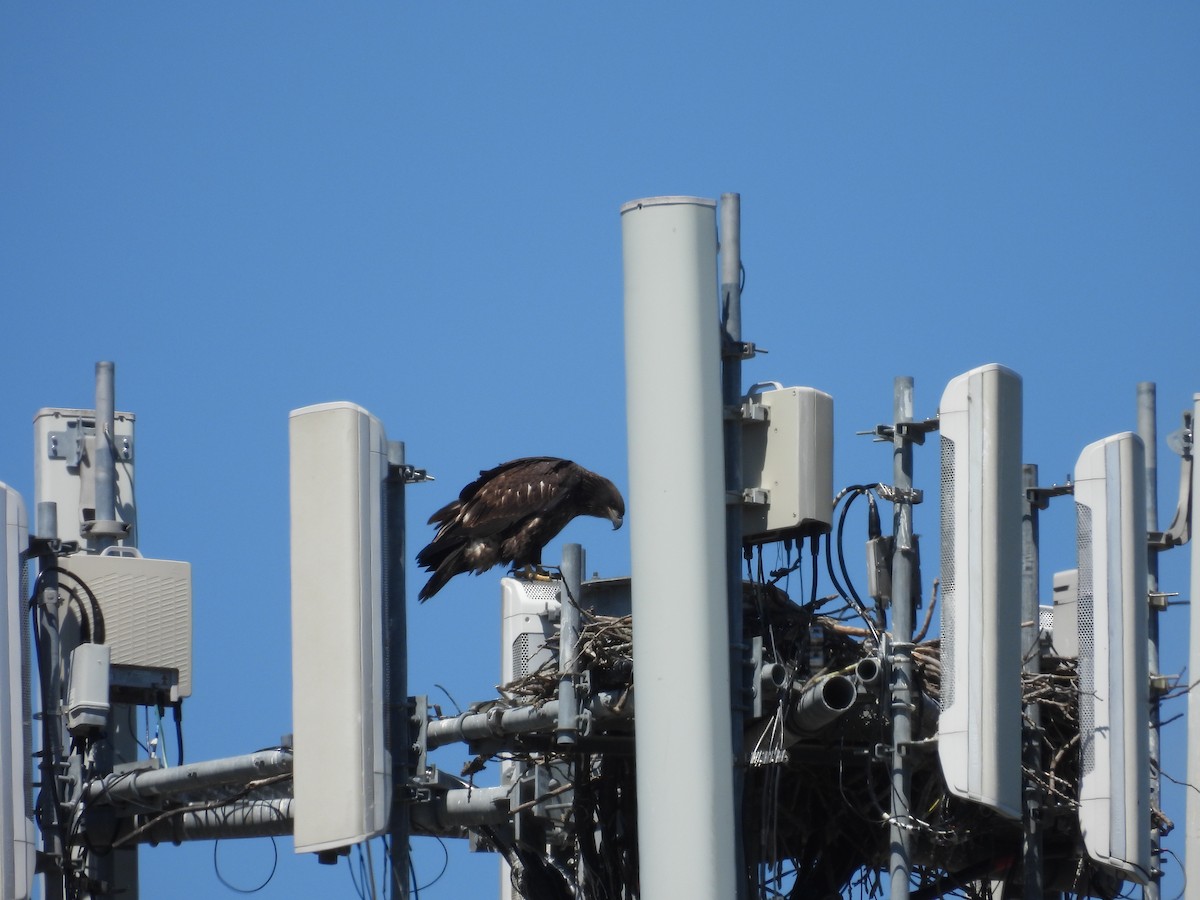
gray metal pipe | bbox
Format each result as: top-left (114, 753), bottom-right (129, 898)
top-left (425, 691), bottom-right (632, 750)
top-left (93, 361), bottom-right (117, 550)
top-left (410, 785), bottom-right (511, 831)
top-left (854, 656), bottom-right (882, 690)
top-left (134, 799), bottom-right (295, 844)
top-left (1137, 383), bottom-right (1162, 900)
top-left (385, 440), bottom-right (411, 900)
top-left (789, 673), bottom-right (858, 733)
top-left (1020, 464), bottom-right (1044, 899)
top-left (85, 749), bottom-right (293, 806)
top-left (557, 544), bottom-right (583, 746)
top-left (889, 376), bottom-right (917, 900)
top-left (719, 192), bottom-right (749, 900)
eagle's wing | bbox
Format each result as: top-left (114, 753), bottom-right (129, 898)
top-left (430, 457), bottom-right (579, 538)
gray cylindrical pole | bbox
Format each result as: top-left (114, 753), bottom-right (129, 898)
top-left (557, 544), bottom-right (583, 746)
top-left (719, 192), bottom-right (749, 900)
top-left (89, 361), bottom-right (139, 897)
top-left (621, 195), bottom-right (737, 900)
top-left (1137, 383), bottom-right (1161, 900)
top-left (385, 442), bottom-right (411, 900)
top-left (1020, 464), bottom-right (1044, 899)
top-left (85, 750), bottom-right (293, 804)
top-left (889, 376), bottom-right (915, 900)
top-left (93, 362), bottom-right (116, 552)
top-left (1185, 394), bottom-right (1200, 894)
top-left (131, 799), bottom-right (295, 844)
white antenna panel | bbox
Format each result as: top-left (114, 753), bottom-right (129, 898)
top-left (936, 363), bottom-right (1023, 819)
top-left (1074, 433), bottom-right (1150, 884)
top-left (289, 402), bottom-right (391, 855)
top-left (0, 485), bottom-right (34, 899)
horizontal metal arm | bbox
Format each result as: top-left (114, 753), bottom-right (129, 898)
top-left (131, 798), bottom-right (295, 844)
top-left (425, 690), bottom-right (632, 750)
top-left (86, 749), bottom-right (293, 807)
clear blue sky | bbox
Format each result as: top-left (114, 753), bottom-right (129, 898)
top-left (2, 4), bottom-right (1197, 898)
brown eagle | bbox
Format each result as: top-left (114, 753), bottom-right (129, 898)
top-left (416, 457), bottom-right (625, 601)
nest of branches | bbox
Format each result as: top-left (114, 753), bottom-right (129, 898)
top-left (489, 584), bottom-right (1135, 897)
top-left (497, 609), bottom-right (634, 708)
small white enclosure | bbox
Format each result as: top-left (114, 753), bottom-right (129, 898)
top-left (741, 385), bottom-right (834, 544)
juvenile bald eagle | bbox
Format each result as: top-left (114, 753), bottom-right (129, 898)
top-left (416, 457), bottom-right (625, 601)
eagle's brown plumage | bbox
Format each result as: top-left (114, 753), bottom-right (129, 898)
top-left (416, 457), bottom-right (625, 601)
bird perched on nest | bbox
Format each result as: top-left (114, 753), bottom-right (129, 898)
top-left (416, 457), bottom-right (625, 601)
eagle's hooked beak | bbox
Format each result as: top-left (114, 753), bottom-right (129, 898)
top-left (609, 509), bottom-right (624, 530)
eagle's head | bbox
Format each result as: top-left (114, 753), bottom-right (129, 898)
top-left (586, 473), bottom-right (625, 531)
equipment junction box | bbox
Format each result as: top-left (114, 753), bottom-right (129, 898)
top-left (741, 385), bottom-right (834, 545)
top-left (58, 551), bottom-right (192, 702)
top-left (33, 408), bottom-right (137, 549)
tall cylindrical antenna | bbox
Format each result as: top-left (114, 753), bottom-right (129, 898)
top-left (621, 195), bottom-right (737, 900)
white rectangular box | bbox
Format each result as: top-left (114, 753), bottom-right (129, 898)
top-left (289, 402), bottom-right (391, 855)
top-left (33, 408), bottom-right (137, 549)
top-left (741, 386), bottom-right (833, 543)
top-left (1051, 569), bottom-right (1079, 659)
top-left (57, 552), bottom-right (192, 701)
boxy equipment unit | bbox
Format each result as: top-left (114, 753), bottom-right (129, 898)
top-left (936, 364), bottom-right (1023, 819)
top-left (0, 485), bottom-right (34, 900)
top-left (289, 402), bottom-right (392, 855)
top-left (1073, 433), bottom-right (1151, 884)
top-left (741, 385), bottom-right (833, 544)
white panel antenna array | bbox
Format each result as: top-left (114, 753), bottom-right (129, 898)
top-left (936, 363), bottom-right (1023, 819)
top-left (0, 485), bottom-right (34, 900)
top-left (1073, 433), bottom-right (1151, 884)
top-left (289, 402), bottom-right (391, 856)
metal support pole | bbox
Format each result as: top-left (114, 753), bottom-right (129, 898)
top-left (93, 362), bottom-right (116, 553)
top-left (719, 191), bottom-right (749, 900)
top-left (557, 544), bottom-right (583, 746)
top-left (87, 362), bottom-right (138, 899)
top-left (1184, 394), bottom-right (1200, 894)
top-left (1137, 383), bottom-right (1162, 900)
top-left (385, 443), bottom-right (411, 900)
top-left (1020, 465), bottom-right (1045, 899)
top-left (889, 376), bottom-right (916, 900)
top-left (425, 690), bottom-right (632, 750)
top-left (34, 556), bottom-right (65, 900)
